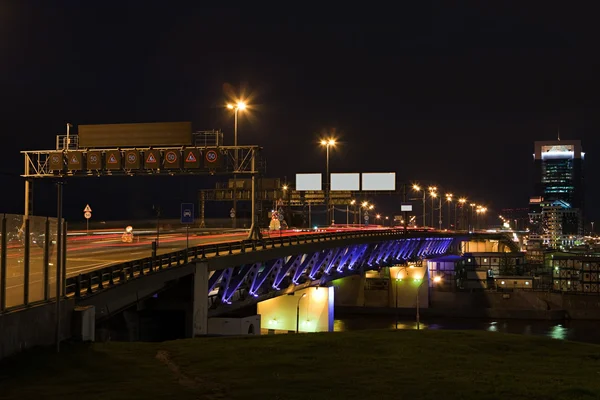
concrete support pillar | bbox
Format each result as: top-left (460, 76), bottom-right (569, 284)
top-left (192, 262), bottom-right (209, 336)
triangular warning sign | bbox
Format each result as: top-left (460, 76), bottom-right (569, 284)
top-left (108, 154), bottom-right (118, 164)
top-left (146, 153), bottom-right (157, 163)
top-left (84, 204), bottom-right (92, 212)
top-left (70, 155), bottom-right (79, 164)
top-left (186, 152), bottom-right (197, 162)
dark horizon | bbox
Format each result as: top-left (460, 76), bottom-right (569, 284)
top-left (2, 3), bottom-right (599, 225)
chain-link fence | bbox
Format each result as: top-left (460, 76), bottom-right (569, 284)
top-left (0, 214), bottom-right (62, 311)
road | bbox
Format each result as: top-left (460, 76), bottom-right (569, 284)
top-left (2, 230), bottom-right (253, 308)
top-left (2, 226), bottom-right (383, 308)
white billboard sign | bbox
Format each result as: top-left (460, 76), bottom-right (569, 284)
top-left (401, 204), bottom-right (413, 212)
top-left (296, 173), bottom-right (322, 191)
top-left (331, 173), bottom-right (360, 191)
top-left (361, 172), bottom-right (396, 191)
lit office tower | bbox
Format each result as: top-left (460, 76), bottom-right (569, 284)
top-left (533, 139), bottom-right (584, 210)
top-left (530, 139), bottom-right (584, 243)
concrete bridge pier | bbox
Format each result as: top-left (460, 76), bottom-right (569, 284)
top-left (193, 261), bottom-right (209, 336)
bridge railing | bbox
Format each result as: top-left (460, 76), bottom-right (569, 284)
top-left (64, 228), bottom-right (418, 300)
top-left (0, 214), bottom-right (62, 313)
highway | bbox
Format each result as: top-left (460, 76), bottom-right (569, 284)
top-left (2, 230), bottom-right (251, 308)
top-left (2, 226), bottom-right (387, 308)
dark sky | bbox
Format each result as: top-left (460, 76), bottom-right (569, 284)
top-left (1, 2), bottom-right (599, 225)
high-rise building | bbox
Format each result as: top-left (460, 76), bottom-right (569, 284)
top-left (533, 139), bottom-right (584, 211)
top-left (529, 139), bottom-right (585, 245)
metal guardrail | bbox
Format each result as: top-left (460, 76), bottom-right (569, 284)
top-left (64, 228), bottom-right (429, 300)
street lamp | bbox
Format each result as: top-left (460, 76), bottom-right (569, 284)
top-left (429, 190), bottom-right (438, 228)
top-left (414, 277), bottom-right (426, 330)
top-left (445, 194), bottom-right (453, 230)
top-left (458, 198), bottom-right (466, 230)
top-left (395, 271), bottom-right (402, 329)
top-left (226, 100), bottom-right (248, 229)
top-left (296, 293), bottom-right (307, 333)
top-left (412, 184), bottom-right (426, 228)
top-left (320, 138), bottom-right (336, 226)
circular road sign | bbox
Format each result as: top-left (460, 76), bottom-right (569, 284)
top-left (278, 213), bottom-right (284, 221)
top-left (165, 151), bottom-right (177, 163)
top-left (127, 153), bottom-right (137, 163)
top-left (364, 215), bottom-right (369, 221)
top-left (84, 211), bottom-right (92, 219)
top-left (206, 150), bottom-right (218, 162)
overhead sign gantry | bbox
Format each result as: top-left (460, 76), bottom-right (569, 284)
top-left (21, 122), bottom-right (262, 240)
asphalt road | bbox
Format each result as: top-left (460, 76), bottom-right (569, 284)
top-left (1, 226), bottom-right (384, 308)
top-left (2, 230), bottom-right (251, 308)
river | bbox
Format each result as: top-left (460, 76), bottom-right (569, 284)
top-left (333, 316), bottom-right (600, 344)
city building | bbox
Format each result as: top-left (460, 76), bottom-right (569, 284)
top-left (529, 139), bottom-right (585, 247)
top-left (533, 139), bottom-right (584, 210)
top-left (529, 198), bottom-right (582, 248)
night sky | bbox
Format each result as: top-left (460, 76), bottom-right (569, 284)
top-left (1, 2), bottom-right (599, 225)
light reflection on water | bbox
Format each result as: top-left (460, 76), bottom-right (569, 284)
top-left (334, 316), bottom-right (596, 344)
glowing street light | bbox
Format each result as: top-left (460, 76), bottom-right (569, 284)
top-left (226, 99), bottom-right (248, 229)
top-left (320, 138), bottom-right (336, 225)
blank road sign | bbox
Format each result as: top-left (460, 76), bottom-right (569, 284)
top-left (331, 173), bottom-right (360, 191)
top-left (296, 173), bottom-right (322, 191)
top-left (361, 172), bottom-right (396, 191)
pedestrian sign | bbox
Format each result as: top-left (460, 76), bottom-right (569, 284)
top-left (146, 153), bottom-right (157, 163)
top-left (108, 154), bottom-right (117, 164)
top-left (186, 152), bottom-right (197, 162)
top-left (83, 204), bottom-right (92, 212)
top-left (70, 155), bottom-right (79, 164)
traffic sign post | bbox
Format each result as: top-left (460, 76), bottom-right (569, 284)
top-left (181, 203), bottom-right (194, 255)
top-left (83, 204), bottom-right (92, 236)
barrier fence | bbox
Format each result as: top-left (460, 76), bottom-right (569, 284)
top-left (0, 214), bottom-right (63, 312)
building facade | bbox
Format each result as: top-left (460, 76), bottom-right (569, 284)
top-left (530, 139), bottom-right (585, 247)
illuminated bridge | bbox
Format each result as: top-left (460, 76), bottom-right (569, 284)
top-left (0, 226), bottom-right (517, 358)
top-left (68, 229), bottom-right (455, 319)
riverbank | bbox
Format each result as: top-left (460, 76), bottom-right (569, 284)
top-left (2, 330), bottom-right (600, 399)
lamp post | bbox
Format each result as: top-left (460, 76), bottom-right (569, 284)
top-left (395, 271), bottom-right (402, 329)
top-left (446, 194), bottom-right (453, 230)
top-left (457, 198), bottom-right (466, 230)
top-left (429, 188), bottom-right (437, 228)
top-left (227, 101), bottom-right (247, 229)
top-left (349, 199), bottom-right (356, 225)
top-left (320, 139), bottom-right (336, 226)
top-left (412, 185), bottom-right (426, 228)
top-left (296, 293), bottom-right (307, 333)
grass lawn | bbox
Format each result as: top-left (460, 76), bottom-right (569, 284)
top-left (1, 330), bottom-right (600, 400)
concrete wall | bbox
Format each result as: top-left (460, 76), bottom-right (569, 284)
top-left (0, 299), bottom-right (74, 360)
top-left (331, 276), bottom-right (365, 307)
top-left (257, 287), bottom-right (334, 332)
top-left (208, 316), bottom-right (261, 336)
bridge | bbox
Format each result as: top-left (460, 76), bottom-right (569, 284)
top-left (0, 219), bottom-right (517, 357)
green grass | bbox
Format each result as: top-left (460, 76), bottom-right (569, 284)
top-left (2, 330), bottom-right (600, 400)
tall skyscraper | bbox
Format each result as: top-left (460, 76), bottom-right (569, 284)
top-left (533, 139), bottom-right (584, 211)
top-left (529, 139), bottom-right (585, 244)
